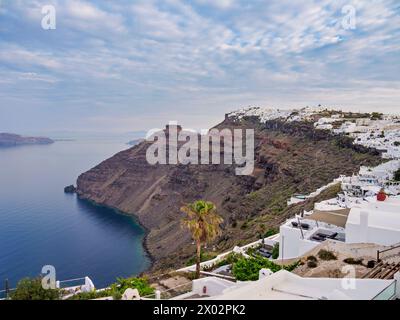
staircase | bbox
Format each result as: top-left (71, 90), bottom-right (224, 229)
top-left (362, 261), bottom-right (400, 279)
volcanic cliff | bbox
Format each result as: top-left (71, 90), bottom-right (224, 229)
top-left (76, 114), bottom-right (383, 270)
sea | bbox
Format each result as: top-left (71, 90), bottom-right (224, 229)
top-left (0, 135), bottom-right (150, 291)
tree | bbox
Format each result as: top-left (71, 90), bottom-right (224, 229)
top-left (181, 200), bottom-right (223, 279)
top-left (10, 277), bottom-right (61, 300)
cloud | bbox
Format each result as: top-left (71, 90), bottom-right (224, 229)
top-left (195, 0), bottom-right (235, 9)
top-left (0, 0), bottom-right (399, 133)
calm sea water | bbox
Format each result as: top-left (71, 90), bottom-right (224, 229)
top-left (0, 139), bottom-right (150, 290)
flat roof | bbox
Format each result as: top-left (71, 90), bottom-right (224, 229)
top-left (208, 270), bottom-right (394, 300)
top-left (347, 198), bottom-right (400, 231)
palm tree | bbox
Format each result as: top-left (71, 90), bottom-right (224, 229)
top-left (181, 200), bottom-right (223, 279)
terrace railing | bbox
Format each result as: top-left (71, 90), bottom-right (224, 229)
top-left (377, 243), bottom-right (400, 262)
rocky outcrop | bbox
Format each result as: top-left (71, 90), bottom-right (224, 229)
top-left (64, 185), bottom-right (76, 193)
top-left (76, 117), bottom-right (383, 270)
top-left (0, 133), bottom-right (54, 147)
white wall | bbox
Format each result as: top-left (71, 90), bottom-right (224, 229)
top-left (279, 226), bottom-right (319, 259)
top-left (192, 277), bottom-right (235, 297)
top-left (346, 223), bottom-right (400, 246)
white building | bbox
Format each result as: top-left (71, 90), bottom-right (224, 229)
top-left (175, 269), bottom-right (398, 300)
top-left (278, 214), bottom-right (346, 260)
top-left (384, 146), bottom-right (400, 159)
top-left (346, 198), bottom-right (400, 246)
top-left (279, 196), bottom-right (400, 260)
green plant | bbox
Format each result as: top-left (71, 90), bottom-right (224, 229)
top-left (371, 112), bottom-right (383, 120)
top-left (307, 260), bottom-right (318, 268)
top-left (264, 228), bottom-right (279, 238)
top-left (181, 200), bottom-right (223, 279)
top-left (306, 255), bottom-right (317, 262)
top-left (67, 290), bottom-right (111, 300)
top-left (271, 243), bottom-right (279, 259)
top-left (109, 277), bottom-right (154, 300)
top-left (343, 258), bottom-right (363, 265)
top-left (232, 256), bottom-right (299, 281)
top-left (10, 277), bottom-right (61, 300)
top-left (184, 272), bottom-right (198, 281)
top-left (317, 249), bottom-right (337, 261)
top-left (245, 246), bottom-right (260, 257)
top-left (214, 252), bottom-right (241, 269)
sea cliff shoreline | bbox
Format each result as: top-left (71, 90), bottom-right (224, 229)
top-left (75, 195), bottom-right (156, 274)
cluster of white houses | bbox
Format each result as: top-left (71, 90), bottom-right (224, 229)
top-left (314, 112), bottom-right (400, 159)
top-left (173, 107), bottom-right (400, 301)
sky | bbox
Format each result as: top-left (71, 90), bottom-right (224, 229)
top-left (0, 0), bottom-right (399, 134)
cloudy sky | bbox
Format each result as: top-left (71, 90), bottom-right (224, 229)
top-left (0, 0), bottom-right (399, 134)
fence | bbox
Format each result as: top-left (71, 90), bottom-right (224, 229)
top-left (377, 243), bottom-right (400, 262)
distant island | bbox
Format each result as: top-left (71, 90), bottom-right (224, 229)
top-left (0, 133), bottom-right (54, 147)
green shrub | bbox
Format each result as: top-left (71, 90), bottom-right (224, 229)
top-left (67, 290), bottom-right (111, 300)
top-left (214, 253), bottom-right (241, 269)
top-left (271, 243), bottom-right (279, 259)
top-left (185, 272), bottom-right (198, 281)
top-left (10, 277), bottom-right (61, 300)
top-left (307, 260), bottom-right (318, 268)
top-left (317, 249), bottom-right (337, 261)
top-left (343, 258), bottom-right (363, 265)
top-left (306, 255), bottom-right (317, 262)
top-left (232, 256), bottom-right (299, 281)
top-left (264, 228), bottom-right (279, 238)
top-left (371, 112), bottom-right (383, 120)
top-left (246, 246), bottom-right (260, 257)
top-left (109, 277), bottom-right (154, 300)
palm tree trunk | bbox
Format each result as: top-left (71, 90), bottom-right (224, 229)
top-left (196, 240), bottom-right (201, 279)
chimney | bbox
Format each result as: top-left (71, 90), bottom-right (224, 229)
top-left (360, 211), bottom-right (369, 227)
top-left (359, 210), bottom-right (369, 241)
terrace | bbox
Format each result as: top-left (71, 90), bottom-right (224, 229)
top-left (173, 269), bottom-right (399, 300)
top-left (279, 216), bottom-right (345, 260)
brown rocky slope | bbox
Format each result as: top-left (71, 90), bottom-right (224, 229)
top-left (76, 115), bottom-right (383, 270)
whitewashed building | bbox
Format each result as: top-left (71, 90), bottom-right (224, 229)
top-left (279, 196), bottom-right (400, 260)
top-left (175, 269), bottom-right (398, 300)
top-left (346, 198), bottom-right (400, 246)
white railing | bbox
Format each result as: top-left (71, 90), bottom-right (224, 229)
top-left (177, 233), bottom-right (279, 273)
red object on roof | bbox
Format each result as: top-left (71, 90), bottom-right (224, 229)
top-left (377, 190), bottom-right (387, 202)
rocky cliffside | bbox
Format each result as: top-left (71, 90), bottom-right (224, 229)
top-left (76, 116), bottom-right (383, 270)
